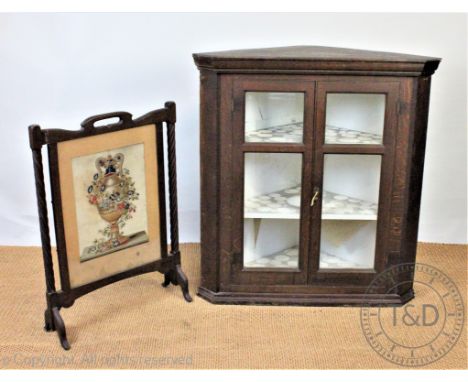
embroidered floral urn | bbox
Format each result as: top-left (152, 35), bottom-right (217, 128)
top-left (86, 153), bottom-right (139, 255)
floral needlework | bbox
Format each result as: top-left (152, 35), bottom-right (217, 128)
top-left (84, 153), bottom-right (143, 260)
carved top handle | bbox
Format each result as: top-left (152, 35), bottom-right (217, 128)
top-left (80, 111), bottom-right (133, 132)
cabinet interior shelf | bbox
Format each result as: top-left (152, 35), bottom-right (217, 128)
top-left (245, 122), bottom-right (382, 145)
top-left (244, 245), bottom-right (369, 269)
top-left (245, 185), bottom-right (378, 220)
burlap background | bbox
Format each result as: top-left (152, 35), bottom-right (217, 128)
top-left (0, 243), bottom-right (466, 369)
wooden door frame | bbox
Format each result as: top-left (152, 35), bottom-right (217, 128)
top-left (308, 79), bottom-right (401, 286)
top-left (217, 74), bottom-right (403, 292)
top-left (220, 75), bottom-right (316, 288)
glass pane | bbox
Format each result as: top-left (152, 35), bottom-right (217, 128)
top-left (245, 92), bottom-right (304, 143)
top-left (319, 155), bottom-right (381, 269)
top-left (243, 153), bottom-right (302, 268)
top-left (325, 93), bottom-right (385, 144)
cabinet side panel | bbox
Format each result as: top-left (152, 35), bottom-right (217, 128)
top-left (402, 77), bottom-right (432, 264)
top-left (199, 69), bottom-right (220, 291)
top-left (219, 75), bottom-right (234, 289)
top-left (388, 78), bottom-right (415, 263)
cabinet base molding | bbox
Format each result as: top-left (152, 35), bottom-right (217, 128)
top-left (197, 287), bottom-right (414, 307)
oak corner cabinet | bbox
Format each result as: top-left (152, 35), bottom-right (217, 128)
top-left (193, 46), bottom-right (440, 306)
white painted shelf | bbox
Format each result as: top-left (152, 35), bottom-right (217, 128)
top-left (245, 122), bottom-right (303, 143)
top-left (244, 185), bottom-right (378, 220)
top-left (244, 246), bottom-right (369, 269)
top-left (325, 125), bottom-right (382, 145)
top-left (245, 122), bottom-right (382, 145)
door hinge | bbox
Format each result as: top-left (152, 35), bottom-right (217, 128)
top-left (397, 101), bottom-right (406, 116)
top-left (232, 251), bottom-right (242, 262)
top-left (229, 252), bottom-right (242, 274)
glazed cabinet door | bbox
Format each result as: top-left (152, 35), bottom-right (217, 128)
top-left (309, 79), bottom-right (400, 285)
top-left (219, 76), bottom-right (315, 288)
